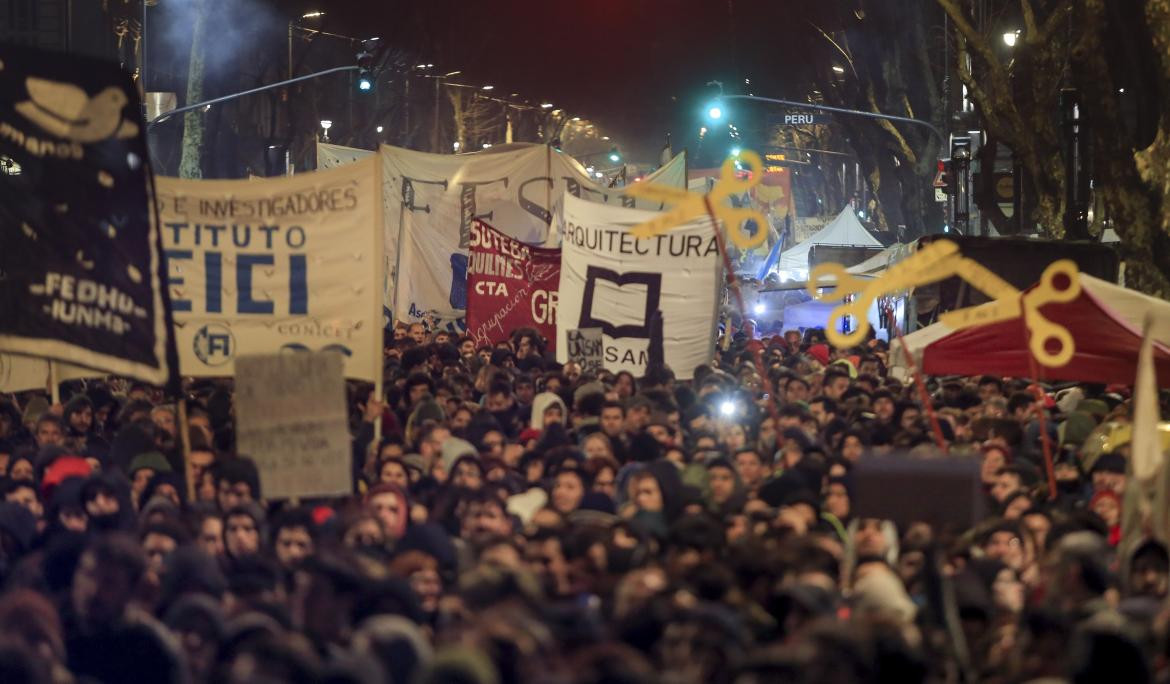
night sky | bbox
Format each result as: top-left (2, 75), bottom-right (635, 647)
top-left (144, 0), bottom-right (851, 164)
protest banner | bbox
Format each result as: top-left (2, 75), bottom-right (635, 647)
top-left (555, 194), bottom-right (720, 379)
top-left (464, 220), bottom-right (560, 350)
top-left (234, 352), bottom-right (351, 499)
top-left (0, 44), bottom-right (175, 385)
top-left (318, 142), bottom-right (686, 329)
top-left (565, 328), bottom-right (603, 374)
top-left (157, 156), bottom-right (383, 381)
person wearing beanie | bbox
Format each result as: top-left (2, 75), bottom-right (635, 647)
top-left (40, 456), bottom-right (92, 504)
top-left (20, 396), bottom-right (49, 435)
top-left (1090, 452), bottom-right (1127, 497)
top-left (213, 457), bottom-right (261, 513)
top-left (438, 438), bottom-right (478, 483)
top-left (128, 451), bottom-right (173, 510)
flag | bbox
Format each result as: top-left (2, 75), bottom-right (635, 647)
top-left (1134, 316), bottom-right (1161, 482)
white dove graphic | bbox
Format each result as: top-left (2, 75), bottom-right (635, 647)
top-left (15, 77), bottom-right (139, 143)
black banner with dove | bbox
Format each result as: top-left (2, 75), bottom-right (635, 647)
top-left (0, 44), bottom-right (175, 386)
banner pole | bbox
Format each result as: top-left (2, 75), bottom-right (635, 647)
top-left (178, 397), bottom-right (195, 501)
top-left (48, 361), bottom-right (59, 406)
top-left (373, 148), bottom-right (386, 444)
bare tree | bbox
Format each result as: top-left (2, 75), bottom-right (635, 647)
top-left (178, 0), bottom-right (208, 179)
top-left (939, 0), bottom-right (1170, 294)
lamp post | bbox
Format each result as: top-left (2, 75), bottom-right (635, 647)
top-left (416, 69), bottom-right (460, 153)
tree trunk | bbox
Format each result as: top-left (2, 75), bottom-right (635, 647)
top-left (178, 0), bottom-right (207, 179)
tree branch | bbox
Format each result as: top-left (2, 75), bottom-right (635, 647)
top-left (1020, 0), bottom-right (1038, 41)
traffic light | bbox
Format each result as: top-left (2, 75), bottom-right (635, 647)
top-left (949, 137), bottom-right (971, 230)
top-left (706, 102), bottom-right (724, 121)
top-left (608, 146), bottom-right (621, 163)
top-left (356, 49), bottom-right (373, 92)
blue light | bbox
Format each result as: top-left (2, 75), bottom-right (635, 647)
top-left (707, 105), bottom-right (723, 120)
top-left (358, 77), bottom-right (373, 91)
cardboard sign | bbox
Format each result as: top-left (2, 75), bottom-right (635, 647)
top-left (234, 352), bottom-right (350, 499)
top-left (565, 328), bottom-right (603, 374)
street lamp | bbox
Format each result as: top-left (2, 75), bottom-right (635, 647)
top-left (706, 104), bottom-right (723, 121)
top-left (482, 85), bottom-right (494, 91)
top-left (1003, 30), bottom-right (1020, 47)
top-left (320, 119), bottom-right (332, 141)
top-left (302, 10), bottom-right (324, 19)
top-left (540, 102), bottom-right (554, 108)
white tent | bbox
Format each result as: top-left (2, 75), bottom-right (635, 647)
top-left (888, 273), bottom-right (1170, 379)
top-left (778, 206), bottom-right (883, 272)
top-left (846, 243), bottom-right (906, 276)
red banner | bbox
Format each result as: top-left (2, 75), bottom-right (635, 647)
top-left (465, 220), bottom-right (560, 350)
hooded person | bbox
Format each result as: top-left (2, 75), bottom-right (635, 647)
top-left (20, 396), bottom-right (49, 433)
top-left (438, 438), bottom-right (478, 484)
top-left (162, 593), bottom-right (226, 682)
top-left (127, 451), bottom-right (173, 509)
top-left (106, 422), bottom-right (159, 475)
top-left (0, 501), bottom-right (37, 582)
top-left (530, 392), bottom-right (568, 431)
top-left (394, 522), bottom-right (459, 584)
top-left (140, 471), bottom-right (187, 512)
top-left (841, 518), bottom-right (900, 587)
top-left (627, 459), bottom-right (684, 540)
top-left (80, 472), bottom-right (137, 533)
top-left (365, 483), bottom-right (413, 544)
top-left (351, 615), bottom-right (434, 684)
top-left (406, 398), bottom-right (447, 449)
top-left (703, 457), bottom-right (747, 517)
top-left (42, 476), bottom-right (89, 540)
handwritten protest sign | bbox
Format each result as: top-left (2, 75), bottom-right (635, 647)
top-left (234, 352), bottom-right (350, 499)
top-left (566, 328), bottom-right (604, 374)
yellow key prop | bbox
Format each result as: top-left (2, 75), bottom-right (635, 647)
top-left (808, 240), bottom-right (1080, 368)
top-left (625, 150), bottom-right (770, 251)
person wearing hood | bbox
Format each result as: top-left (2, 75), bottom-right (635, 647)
top-left (223, 502), bottom-right (266, 560)
top-left (0, 502), bottom-right (37, 583)
top-left (484, 381), bottom-right (524, 439)
top-left (436, 437), bottom-right (478, 485)
top-left (66, 534), bottom-right (185, 684)
top-left (80, 472), bottom-right (136, 533)
top-left (128, 451), bottom-right (173, 511)
top-left (42, 477), bottom-right (88, 540)
top-left (626, 459), bottom-right (683, 540)
top-left (405, 397), bottom-right (446, 451)
top-left (366, 483), bottom-right (412, 544)
top-left (530, 391), bottom-right (568, 431)
top-left (1125, 539), bottom-right (1169, 601)
top-left (704, 458), bottom-right (747, 517)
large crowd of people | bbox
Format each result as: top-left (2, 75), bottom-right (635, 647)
top-left (0, 321), bottom-right (1161, 683)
